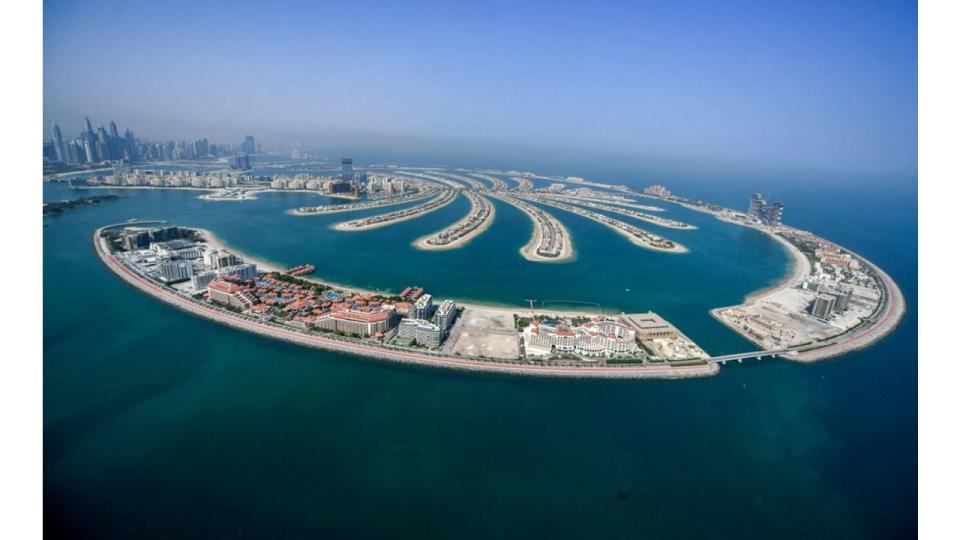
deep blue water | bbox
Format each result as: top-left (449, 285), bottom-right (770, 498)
top-left (43, 165), bottom-right (917, 539)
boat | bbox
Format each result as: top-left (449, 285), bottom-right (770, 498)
top-left (285, 264), bottom-right (316, 276)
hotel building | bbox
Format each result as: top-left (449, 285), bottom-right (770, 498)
top-left (523, 318), bottom-right (640, 358)
top-left (411, 293), bottom-right (434, 320)
top-left (433, 299), bottom-right (458, 336)
top-left (208, 278), bottom-right (257, 310)
top-left (397, 318), bottom-right (442, 348)
top-left (313, 305), bottom-right (398, 337)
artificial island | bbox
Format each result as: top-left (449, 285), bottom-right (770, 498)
top-left (90, 164), bottom-right (905, 379)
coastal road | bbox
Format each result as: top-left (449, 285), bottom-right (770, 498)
top-left (792, 261), bottom-right (905, 361)
top-left (94, 226), bottom-right (717, 380)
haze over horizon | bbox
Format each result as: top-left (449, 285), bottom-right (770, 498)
top-left (44, 0), bottom-right (917, 177)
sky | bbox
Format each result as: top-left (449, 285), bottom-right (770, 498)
top-left (43, 0), bottom-right (917, 176)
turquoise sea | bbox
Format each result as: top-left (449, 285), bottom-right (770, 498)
top-left (43, 164), bottom-right (917, 539)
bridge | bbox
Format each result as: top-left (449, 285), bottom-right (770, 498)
top-left (703, 348), bottom-right (803, 365)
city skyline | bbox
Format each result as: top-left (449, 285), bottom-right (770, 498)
top-left (43, 0), bottom-right (917, 177)
top-left (43, 113), bottom-right (259, 167)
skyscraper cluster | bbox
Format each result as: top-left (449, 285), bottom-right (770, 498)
top-left (45, 117), bottom-right (254, 166)
top-left (747, 193), bottom-right (784, 227)
top-left (47, 116), bottom-right (137, 164)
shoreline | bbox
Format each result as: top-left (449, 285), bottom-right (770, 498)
top-left (673, 200), bottom-right (906, 363)
top-left (76, 184), bottom-right (217, 192)
top-left (332, 191), bottom-right (458, 231)
top-left (88, 171), bottom-right (906, 370)
top-left (290, 190), bottom-right (437, 216)
top-left (739, 223), bottom-right (811, 304)
top-left (488, 193), bottom-right (575, 263)
top-left (538, 198), bottom-right (688, 254)
top-left (194, 227), bottom-right (597, 317)
top-left (260, 189), bottom-right (361, 201)
top-left (540, 195), bottom-right (697, 231)
top-left (413, 193), bottom-right (496, 251)
top-left (95, 225), bottom-right (717, 379)
top-left (77, 184), bottom-right (361, 202)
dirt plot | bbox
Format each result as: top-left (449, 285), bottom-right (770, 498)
top-left (444, 308), bottom-right (520, 360)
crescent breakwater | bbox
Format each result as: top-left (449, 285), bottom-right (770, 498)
top-left (648, 194), bottom-right (906, 363)
top-left (88, 164), bottom-right (905, 372)
top-left (332, 190), bottom-right (458, 231)
top-left (93, 224), bottom-right (717, 379)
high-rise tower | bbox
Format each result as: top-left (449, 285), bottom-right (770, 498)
top-left (747, 193), bottom-right (767, 220)
top-left (52, 124), bottom-right (66, 162)
top-left (767, 201), bottom-right (784, 227)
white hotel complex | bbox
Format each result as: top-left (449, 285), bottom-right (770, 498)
top-left (523, 318), bottom-right (640, 358)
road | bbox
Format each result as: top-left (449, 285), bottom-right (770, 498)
top-left (94, 225), bottom-right (718, 380)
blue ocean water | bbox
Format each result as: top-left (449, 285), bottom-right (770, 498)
top-left (43, 164), bottom-right (917, 539)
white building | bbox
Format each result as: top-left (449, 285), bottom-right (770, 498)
top-left (398, 318), bottom-right (442, 348)
top-left (433, 300), bottom-right (458, 335)
top-left (217, 263), bottom-right (257, 280)
top-left (190, 270), bottom-right (218, 290)
top-left (204, 249), bottom-right (241, 269)
top-left (523, 318), bottom-right (639, 358)
top-left (158, 260), bottom-right (194, 282)
top-left (411, 293), bottom-right (433, 320)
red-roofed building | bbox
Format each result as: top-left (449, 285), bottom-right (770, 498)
top-left (313, 305), bottom-right (398, 336)
top-left (208, 278), bottom-right (256, 309)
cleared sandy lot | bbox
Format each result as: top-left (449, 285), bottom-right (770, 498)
top-left (444, 308), bottom-right (520, 360)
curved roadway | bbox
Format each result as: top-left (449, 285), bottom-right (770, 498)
top-left (94, 225), bottom-right (716, 379)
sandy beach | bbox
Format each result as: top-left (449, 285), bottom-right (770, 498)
top-left (78, 184), bottom-right (217, 192)
top-left (743, 227), bottom-right (811, 304)
top-left (520, 210), bottom-right (574, 263)
top-left (548, 196), bottom-right (696, 230)
top-left (290, 190), bottom-right (437, 216)
top-left (412, 193), bottom-right (496, 251)
top-left (487, 193), bottom-right (575, 263)
top-left (262, 189), bottom-right (361, 201)
top-left (332, 191), bottom-right (458, 231)
top-left (527, 197), bottom-right (688, 254)
top-left (562, 196), bottom-right (666, 213)
top-left (98, 225), bottom-right (715, 379)
top-left (195, 226), bottom-right (605, 317)
top-left (687, 207), bottom-right (905, 364)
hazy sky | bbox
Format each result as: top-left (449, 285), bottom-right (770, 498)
top-left (44, 0), bottom-right (917, 175)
